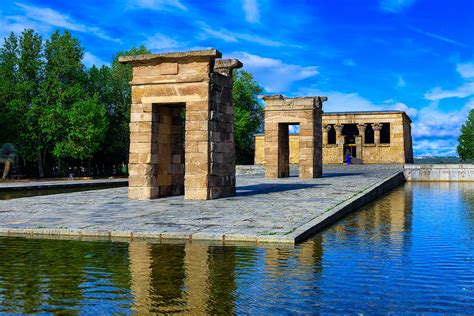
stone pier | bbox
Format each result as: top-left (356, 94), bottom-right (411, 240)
top-left (263, 95), bottom-right (327, 179)
top-left (119, 49), bottom-right (242, 200)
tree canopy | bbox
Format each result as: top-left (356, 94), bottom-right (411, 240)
top-left (0, 28), bottom-right (264, 177)
top-left (457, 109), bottom-right (474, 161)
top-left (232, 70), bottom-right (264, 164)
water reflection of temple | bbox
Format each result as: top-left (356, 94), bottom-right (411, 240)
top-left (328, 185), bottom-right (414, 246)
top-left (128, 239), bottom-right (326, 314)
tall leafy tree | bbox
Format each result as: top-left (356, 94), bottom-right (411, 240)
top-left (15, 29), bottom-right (44, 172)
top-left (0, 32), bottom-right (19, 145)
top-left (232, 70), bottom-right (264, 164)
top-left (38, 30), bottom-right (86, 175)
top-left (457, 109), bottom-right (474, 161)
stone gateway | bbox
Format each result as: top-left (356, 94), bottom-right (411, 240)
top-left (255, 110), bottom-right (414, 165)
top-left (119, 49), bottom-right (242, 200)
top-left (262, 95), bottom-right (328, 178)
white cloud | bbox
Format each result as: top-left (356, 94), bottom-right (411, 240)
top-left (143, 33), bottom-right (181, 51)
top-left (379, 0), bottom-right (416, 12)
top-left (397, 75), bottom-right (406, 88)
top-left (242, 0), bottom-right (260, 23)
top-left (0, 14), bottom-right (49, 40)
top-left (406, 25), bottom-right (468, 48)
top-left (83, 52), bottom-right (108, 68)
top-left (15, 3), bottom-right (121, 43)
top-left (424, 82), bottom-right (474, 101)
top-left (457, 62), bottom-right (474, 79)
top-left (130, 0), bottom-right (187, 11)
top-left (342, 58), bottom-right (356, 66)
top-left (232, 52), bottom-right (319, 92)
top-left (198, 23), bottom-right (288, 47)
top-left (412, 99), bottom-right (473, 139)
top-left (413, 139), bottom-right (458, 157)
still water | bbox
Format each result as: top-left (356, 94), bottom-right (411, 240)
top-left (0, 182), bottom-right (473, 314)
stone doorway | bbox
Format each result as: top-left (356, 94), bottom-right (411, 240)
top-left (343, 144), bottom-right (357, 163)
top-left (263, 95), bottom-right (327, 179)
top-left (120, 49), bottom-right (242, 200)
top-left (153, 103), bottom-right (185, 196)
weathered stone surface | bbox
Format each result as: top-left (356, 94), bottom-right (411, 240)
top-left (263, 95), bottom-right (326, 179)
top-left (255, 111), bottom-right (414, 165)
top-left (120, 49), bottom-right (242, 200)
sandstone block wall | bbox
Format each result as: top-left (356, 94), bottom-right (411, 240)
top-left (255, 111), bottom-right (414, 165)
top-left (120, 50), bottom-right (242, 200)
top-left (263, 95), bottom-right (327, 179)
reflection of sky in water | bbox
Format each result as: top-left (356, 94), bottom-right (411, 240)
top-left (0, 182), bottom-right (473, 314)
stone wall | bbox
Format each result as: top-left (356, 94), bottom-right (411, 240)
top-left (120, 49), bottom-right (241, 200)
top-left (263, 95), bottom-right (326, 178)
top-left (404, 164), bottom-right (474, 181)
top-left (255, 111), bottom-right (413, 165)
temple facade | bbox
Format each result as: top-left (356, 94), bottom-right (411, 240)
top-left (255, 111), bottom-right (413, 165)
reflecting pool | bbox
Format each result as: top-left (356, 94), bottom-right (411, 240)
top-left (0, 182), bottom-right (473, 314)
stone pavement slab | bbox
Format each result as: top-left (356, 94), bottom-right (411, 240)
top-left (0, 165), bottom-right (403, 243)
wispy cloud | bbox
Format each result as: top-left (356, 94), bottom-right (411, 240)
top-left (199, 23), bottom-right (285, 47)
top-left (83, 52), bottom-right (108, 68)
top-left (380, 0), bottom-right (415, 13)
top-left (379, 0), bottom-right (416, 12)
top-left (232, 52), bottom-right (318, 92)
top-left (424, 82), bottom-right (474, 101)
top-left (397, 75), bottom-right (406, 88)
top-left (242, 0), bottom-right (260, 23)
top-left (130, 0), bottom-right (187, 11)
top-left (143, 33), bottom-right (181, 51)
top-left (457, 62), bottom-right (474, 79)
top-left (407, 25), bottom-right (468, 48)
top-left (15, 3), bottom-right (121, 43)
top-left (342, 58), bottom-right (356, 66)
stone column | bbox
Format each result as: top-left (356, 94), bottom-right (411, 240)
top-left (373, 123), bottom-right (383, 145)
top-left (357, 123), bottom-right (367, 144)
top-left (322, 124), bottom-right (332, 146)
top-left (334, 124), bottom-right (344, 145)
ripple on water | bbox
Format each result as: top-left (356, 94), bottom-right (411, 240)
top-left (0, 182), bottom-right (473, 314)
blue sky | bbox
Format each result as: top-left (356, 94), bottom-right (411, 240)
top-left (1, 0), bottom-right (473, 156)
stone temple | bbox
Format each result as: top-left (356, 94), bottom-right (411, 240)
top-left (255, 110), bottom-right (414, 165)
top-left (119, 49), bottom-right (242, 200)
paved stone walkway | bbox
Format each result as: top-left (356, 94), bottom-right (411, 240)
top-left (0, 165), bottom-right (402, 243)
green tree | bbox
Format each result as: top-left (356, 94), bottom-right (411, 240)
top-left (232, 69), bottom-right (264, 164)
top-left (0, 32), bottom-right (19, 145)
top-left (38, 30), bottom-right (86, 175)
top-left (53, 97), bottom-right (108, 161)
top-left (15, 29), bottom-right (44, 172)
top-left (457, 109), bottom-right (474, 161)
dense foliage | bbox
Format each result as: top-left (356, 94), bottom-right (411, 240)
top-left (457, 109), bottom-right (474, 161)
top-left (0, 29), bottom-right (149, 177)
top-left (0, 29), bottom-right (264, 177)
top-left (232, 70), bottom-right (264, 164)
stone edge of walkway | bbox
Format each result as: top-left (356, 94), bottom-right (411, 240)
top-left (289, 171), bottom-right (405, 243)
top-left (0, 179), bottom-right (128, 191)
top-left (0, 170), bottom-right (405, 245)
